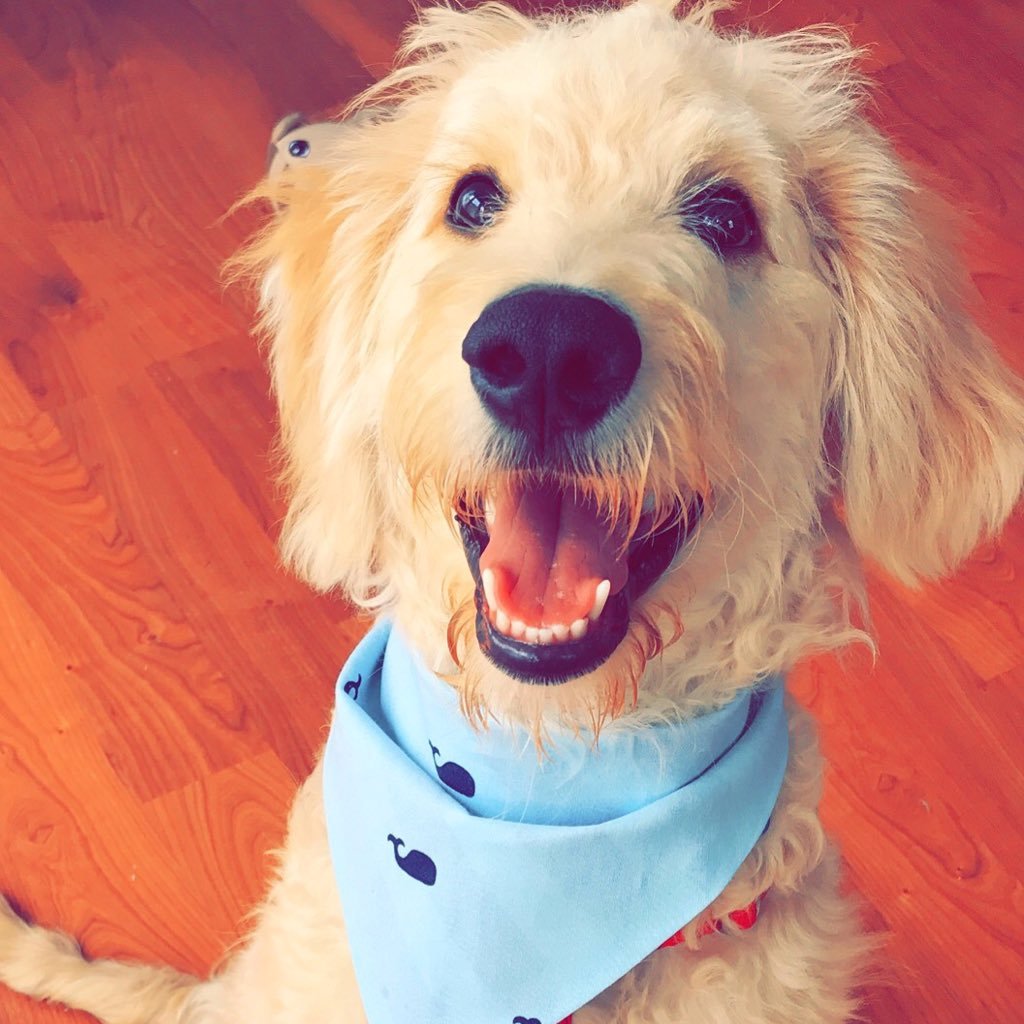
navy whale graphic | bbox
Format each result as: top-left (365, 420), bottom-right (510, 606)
top-left (343, 673), bottom-right (362, 700)
top-left (513, 1017), bottom-right (541, 1024)
top-left (386, 834), bottom-right (437, 886)
top-left (429, 741), bottom-right (476, 797)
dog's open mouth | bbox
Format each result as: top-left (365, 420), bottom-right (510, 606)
top-left (455, 481), bottom-right (703, 684)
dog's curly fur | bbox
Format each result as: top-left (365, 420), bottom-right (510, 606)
top-left (3, 2), bottom-right (1023, 1022)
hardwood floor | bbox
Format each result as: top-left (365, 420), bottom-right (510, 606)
top-left (1, 2), bottom-right (1021, 1022)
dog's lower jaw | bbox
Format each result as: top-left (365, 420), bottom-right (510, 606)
top-left (428, 603), bottom-right (667, 737)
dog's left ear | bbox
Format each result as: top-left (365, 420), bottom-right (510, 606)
top-left (803, 121), bottom-right (1024, 584)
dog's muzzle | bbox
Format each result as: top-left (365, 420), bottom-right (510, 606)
top-left (456, 286), bottom-right (703, 684)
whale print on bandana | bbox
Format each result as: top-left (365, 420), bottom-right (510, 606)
top-left (429, 741), bottom-right (476, 797)
top-left (323, 620), bottom-right (788, 1024)
top-left (386, 834), bottom-right (437, 886)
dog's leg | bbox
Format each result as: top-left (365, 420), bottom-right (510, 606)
top-left (0, 893), bottom-right (206, 1024)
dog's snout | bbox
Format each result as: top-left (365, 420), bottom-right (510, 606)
top-left (462, 287), bottom-right (642, 448)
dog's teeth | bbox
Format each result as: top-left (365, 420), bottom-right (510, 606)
top-left (589, 579), bottom-right (611, 622)
top-left (538, 627), bottom-right (554, 645)
top-left (570, 618), bottom-right (589, 640)
top-left (551, 623), bottom-right (569, 642)
top-left (495, 609), bottom-right (511, 634)
top-left (481, 568), bottom-right (498, 611)
top-left (524, 625), bottom-right (540, 644)
top-left (510, 619), bottom-right (527, 639)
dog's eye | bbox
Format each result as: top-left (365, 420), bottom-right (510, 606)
top-left (680, 181), bottom-right (761, 259)
top-left (446, 173), bottom-right (506, 234)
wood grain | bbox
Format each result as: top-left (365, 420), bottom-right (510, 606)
top-left (1, 2), bottom-right (1021, 1022)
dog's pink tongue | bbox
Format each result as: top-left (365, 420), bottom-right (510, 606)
top-left (479, 481), bottom-right (629, 626)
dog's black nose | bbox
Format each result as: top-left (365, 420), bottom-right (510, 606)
top-left (462, 286), bottom-right (642, 450)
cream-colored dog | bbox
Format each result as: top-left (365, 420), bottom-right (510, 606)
top-left (3, 2), bottom-right (1023, 1022)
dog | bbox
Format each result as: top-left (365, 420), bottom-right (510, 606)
top-left (2, 1), bottom-right (1023, 1022)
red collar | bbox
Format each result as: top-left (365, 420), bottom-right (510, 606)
top-left (664, 891), bottom-right (764, 946)
top-left (557, 894), bottom-right (765, 1024)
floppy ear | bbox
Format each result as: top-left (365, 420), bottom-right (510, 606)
top-left (252, 111), bottom-right (407, 604)
top-left (807, 124), bottom-right (1024, 583)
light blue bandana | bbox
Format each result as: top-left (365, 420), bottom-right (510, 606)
top-left (322, 620), bottom-right (788, 1024)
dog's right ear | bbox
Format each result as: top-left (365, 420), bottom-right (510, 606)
top-left (233, 106), bottom-right (419, 603)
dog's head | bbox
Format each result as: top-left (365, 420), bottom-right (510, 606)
top-left (243, 0), bottom-right (1024, 732)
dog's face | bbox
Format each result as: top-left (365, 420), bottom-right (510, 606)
top-left (249, 0), bottom-right (1024, 731)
